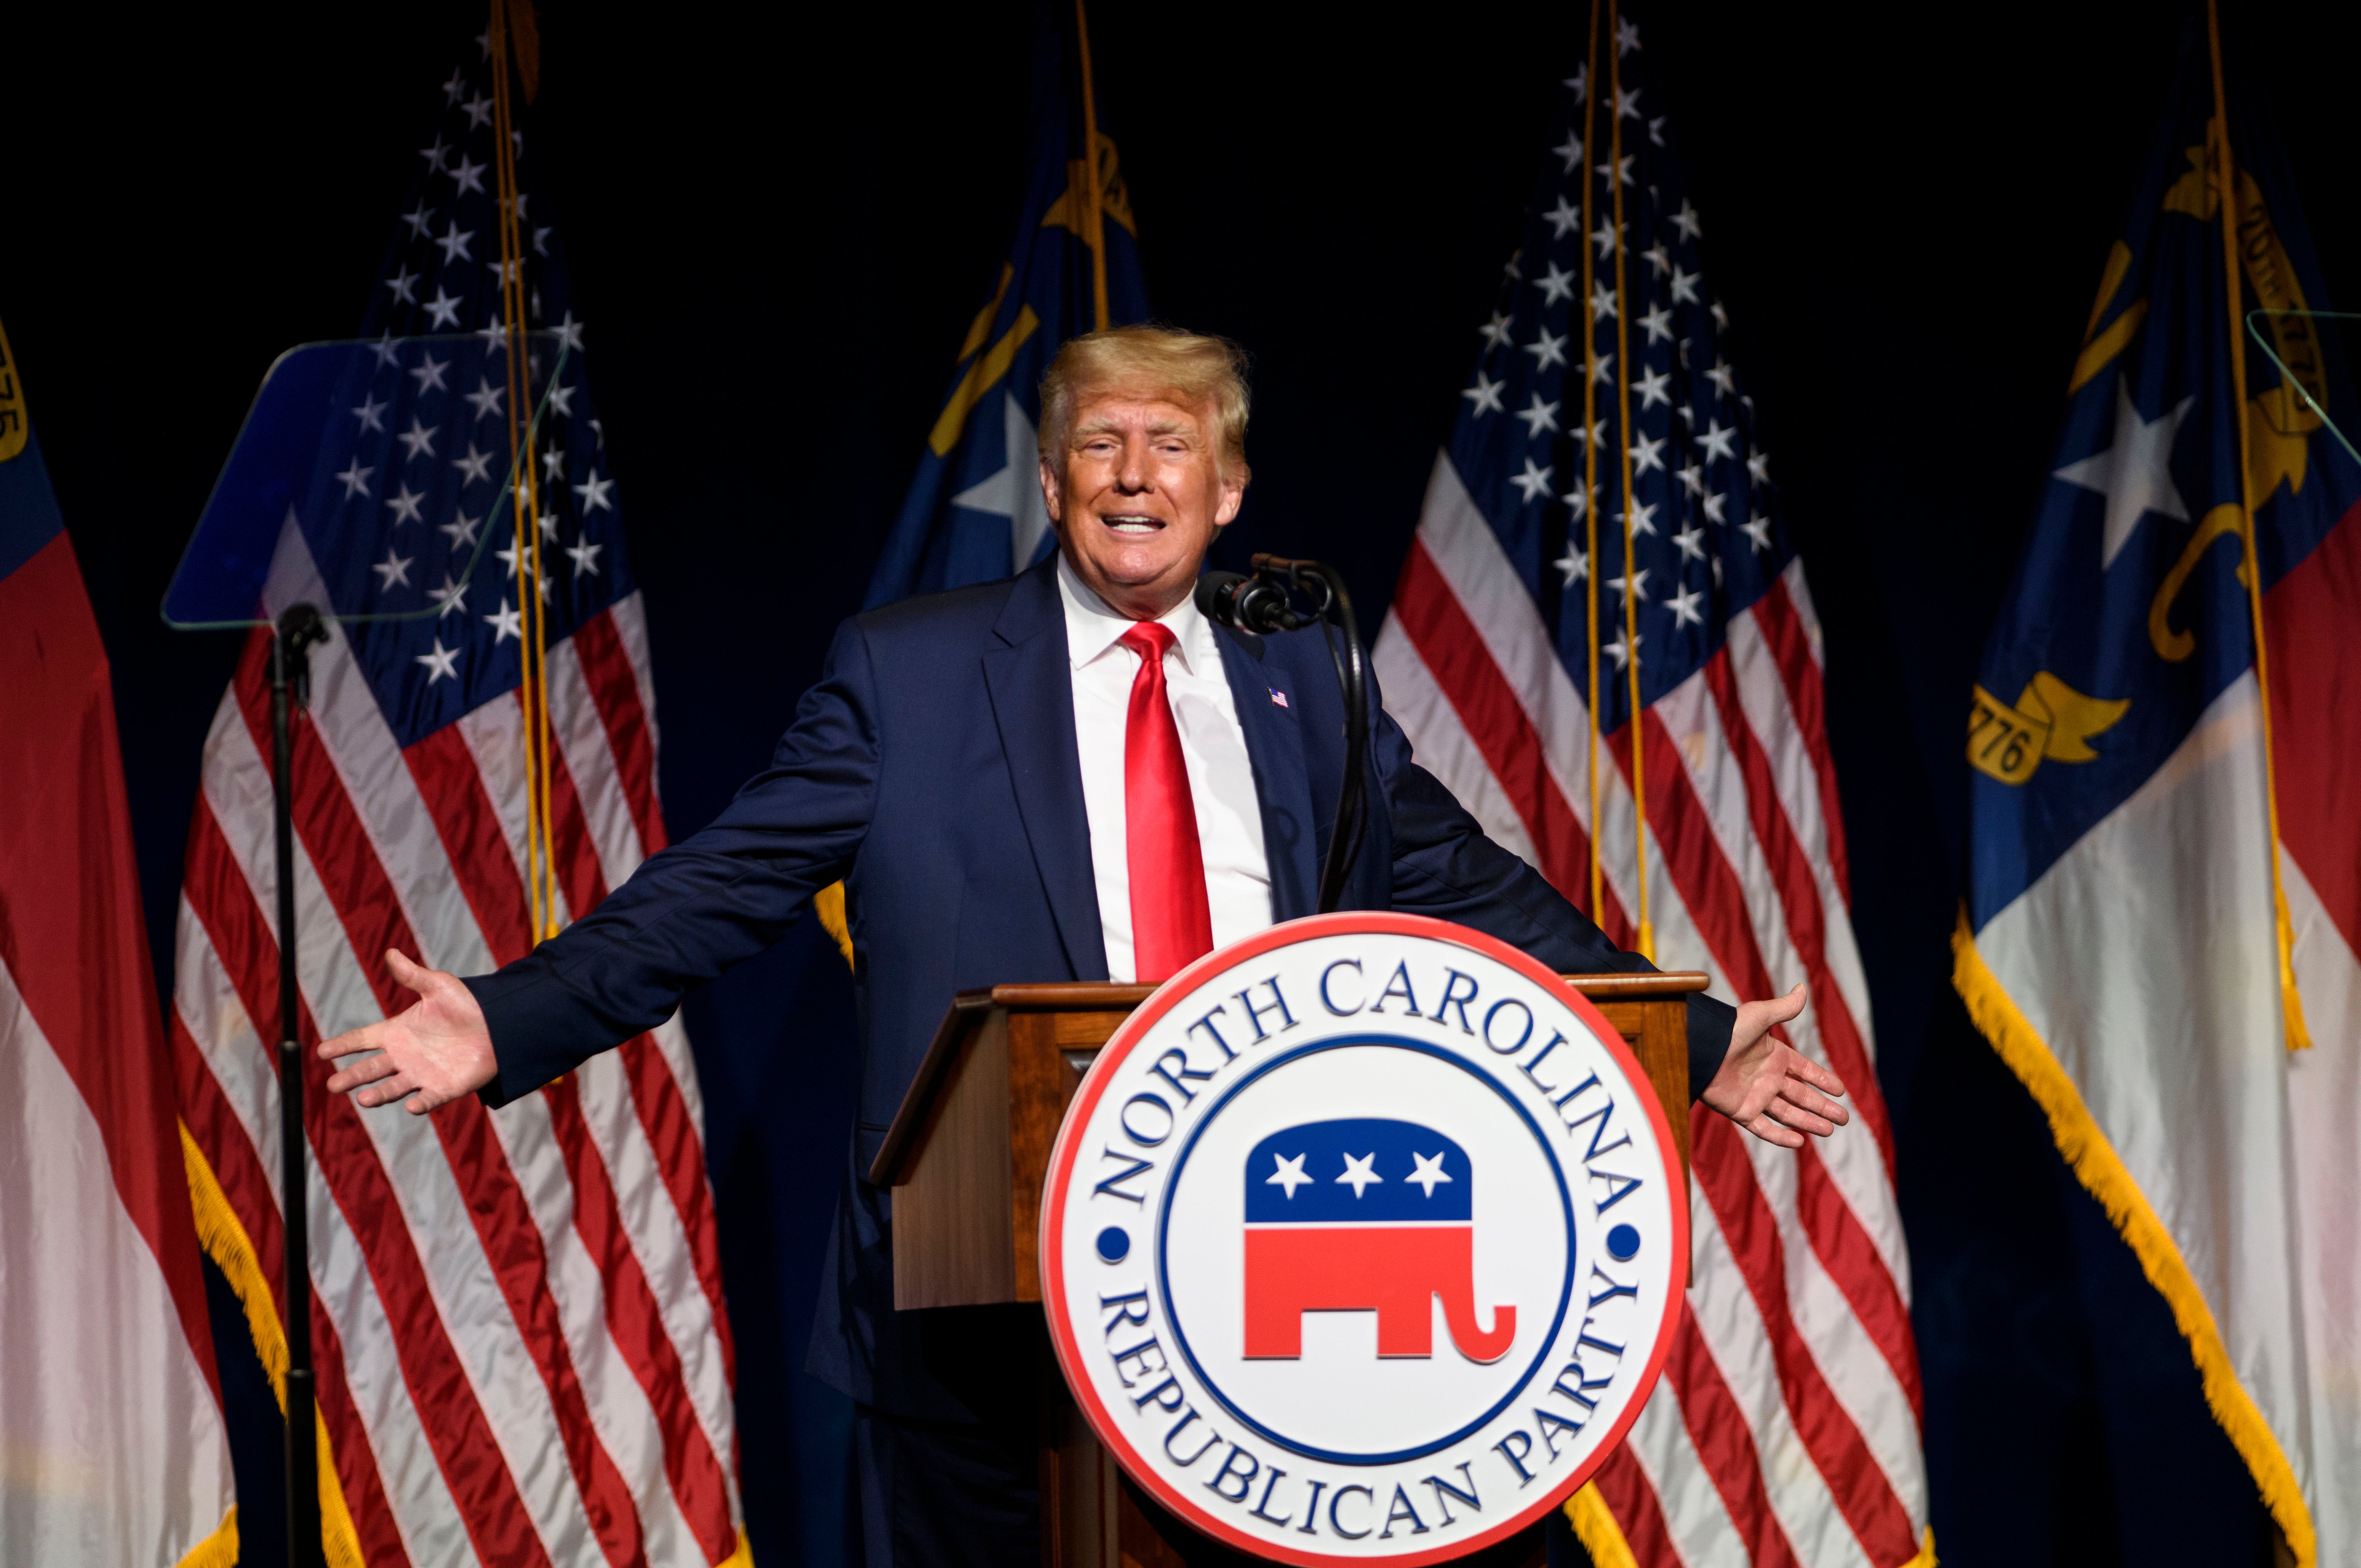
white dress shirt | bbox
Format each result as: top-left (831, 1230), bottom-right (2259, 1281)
top-left (1056, 553), bottom-right (1273, 982)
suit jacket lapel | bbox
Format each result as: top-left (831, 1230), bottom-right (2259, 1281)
top-left (983, 557), bottom-right (1108, 980)
top-left (1215, 624), bottom-right (1321, 922)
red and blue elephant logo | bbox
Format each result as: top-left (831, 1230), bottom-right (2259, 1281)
top-left (1241, 1117), bottom-right (1517, 1363)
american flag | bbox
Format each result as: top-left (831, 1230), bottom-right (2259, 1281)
top-left (168, 39), bottom-right (745, 1568)
top-left (1371, 10), bottom-right (1931, 1566)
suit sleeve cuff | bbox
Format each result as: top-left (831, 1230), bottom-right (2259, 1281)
top-left (1683, 992), bottom-right (1737, 1104)
top-left (465, 966), bottom-right (581, 1110)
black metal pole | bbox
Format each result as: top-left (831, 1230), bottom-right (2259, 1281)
top-left (1244, 555), bottom-right (1370, 913)
top-left (1308, 565), bottom-right (1368, 914)
top-left (269, 603), bottom-right (326, 1568)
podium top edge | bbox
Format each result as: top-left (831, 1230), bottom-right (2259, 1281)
top-left (1563, 970), bottom-right (1711, 997)
top-left (963, 971), bottom-right (1709, 1012)
top-left (874, 970), bottom-right (1712, 1186)
top-left (972, 982), bottom-right (1158, 1009)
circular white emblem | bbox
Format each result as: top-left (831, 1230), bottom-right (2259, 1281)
top-left (1042, 913), bottom-right (1687, 1564)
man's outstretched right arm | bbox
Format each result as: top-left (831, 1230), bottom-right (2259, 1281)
top-left (322, 618), bottom-right (883, 1115)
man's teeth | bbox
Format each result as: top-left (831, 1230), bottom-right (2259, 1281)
top-left (1105, 516), bottom-right (1162, 534)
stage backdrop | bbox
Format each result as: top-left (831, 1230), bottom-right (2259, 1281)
top-left (8, 0), bottom-right (2361, 1564)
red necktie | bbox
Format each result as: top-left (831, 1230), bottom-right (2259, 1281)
top-left (1119, 621), bottom-right (1214, 982)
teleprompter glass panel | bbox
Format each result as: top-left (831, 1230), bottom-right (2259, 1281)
top-left (163, 331), bottom-right (568, 630)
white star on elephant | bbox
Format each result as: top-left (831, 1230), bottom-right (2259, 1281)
top-left (1406, 1152), bottom-right (1453, 1197)
top-left (1337, 1152), bottom-right (1384, 1197)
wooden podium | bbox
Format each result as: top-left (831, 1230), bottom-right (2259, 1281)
top-left (869, 972), bottom-right (1707, 1567)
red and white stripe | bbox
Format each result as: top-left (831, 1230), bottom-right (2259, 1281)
top-left (1, 527), bottom-right (236, 1568)
top-left (171, 528), bottom-right (742, 1566)
top-left (1375, 453), bottom-right (1929, 1568)
top-left (2270, 500), bottom-right (2361, 1558)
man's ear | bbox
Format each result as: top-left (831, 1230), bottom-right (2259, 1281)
top-left (1213, 469), bottom-right (1246, 529)
top-left (1038, 456), bottom-right (1063, 525)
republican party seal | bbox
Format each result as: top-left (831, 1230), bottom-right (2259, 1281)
top-left (1041, 912), bottom-right (1687, 1564)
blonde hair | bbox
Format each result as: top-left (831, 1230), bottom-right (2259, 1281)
top-left (1037, 325), bottom-right (1252, 482)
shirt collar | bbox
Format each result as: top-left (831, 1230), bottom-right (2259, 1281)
top-left (1055, 550), bottom-right (1218, 677)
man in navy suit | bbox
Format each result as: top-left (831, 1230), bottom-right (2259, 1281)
top-left (322, 327), bottom-right (1849, 1565)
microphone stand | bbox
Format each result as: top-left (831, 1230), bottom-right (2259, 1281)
top-left (1243, 555), bottom-right (1369, 914)
top-left (268, 602), bottom-right (329, 1568)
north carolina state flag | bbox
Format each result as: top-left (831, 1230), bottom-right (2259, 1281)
top-left (0, 331), bottom-right (237, 1566)
top-left (1243, 1117), bottom-right (1516, 1363)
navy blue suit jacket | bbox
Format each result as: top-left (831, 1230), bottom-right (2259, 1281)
top-left (467, 553), bottom-right (1735, 1415)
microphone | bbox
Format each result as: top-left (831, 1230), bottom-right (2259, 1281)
top-left (1194, 570), bottom-right (1303, 635)
top-left (1194, 557), bottom-right (1370, 915)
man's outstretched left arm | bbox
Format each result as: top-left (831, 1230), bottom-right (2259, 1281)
top-left (1370, 699), bottom-right (1848, 1147)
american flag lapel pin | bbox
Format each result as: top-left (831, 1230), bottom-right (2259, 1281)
top-left (1269, 688), bottom-right (1289, 708)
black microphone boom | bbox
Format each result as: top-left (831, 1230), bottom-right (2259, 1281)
top-left (1196, 557), bottom-right (1369, 914)
top-left (1192, 570), bottom-right (1301, 635)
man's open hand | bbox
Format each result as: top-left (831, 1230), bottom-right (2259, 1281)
top-left (1700, 982), bottom-right (1849, 1148)
top-left (319, 950), bottom-right (498, 1115)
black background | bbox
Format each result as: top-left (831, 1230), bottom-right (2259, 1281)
top-left (8, 1), bottom-right (2354, 1563)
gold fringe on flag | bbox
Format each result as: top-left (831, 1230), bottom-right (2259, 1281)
top-left (1567, 1464), bottom-right (1941, 1565)
top-left (174, 1506), bottom-right (239, 1568)
top-left (1564, 1483), bottom-right (1637, 1568)
top-left (1951, 912), bottom-right (2315, 1566)
top-left (815, 880), bottom-right (855, 968)
top-left (181, 1125), bottom-right (367, 1568)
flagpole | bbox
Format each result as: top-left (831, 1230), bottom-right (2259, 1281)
top-left (1579, 3), bottom-right (1605, 922)
top-left (1607, 8), bottom-right (1654, 962)
top-left (489, 0), bottom-right (560, 943)
top-left (2205, 0), bottom-right (2311, 1052)
top-left (1073, 0), bottom-right (1110, 332)
top-left (488, 0), bottom-right (536, 944)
